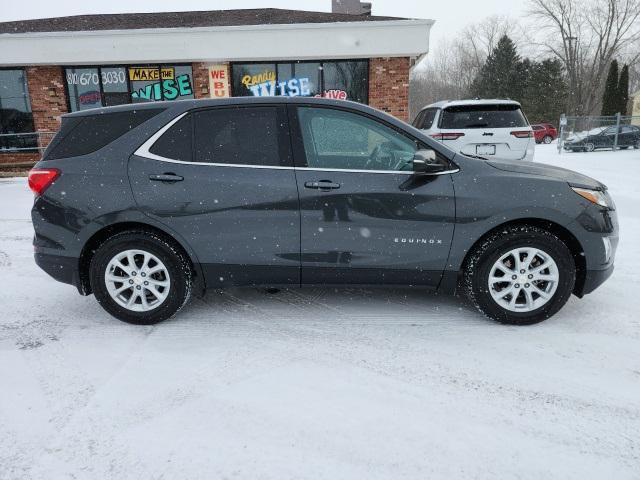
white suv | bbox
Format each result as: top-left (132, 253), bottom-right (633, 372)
top-left (413, 100), bottom-right (535, 161)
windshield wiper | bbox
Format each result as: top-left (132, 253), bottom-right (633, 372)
top-left (464, 154), bottom-right (488, 160)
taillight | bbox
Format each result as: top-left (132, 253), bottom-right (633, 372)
top-left (431, 132), bottom-right (465, 141)
top-left (510, 131), bottom-right (533, 138)
top-left (28, 168), bottom-right (60, 196)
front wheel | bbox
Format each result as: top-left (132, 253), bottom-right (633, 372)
top-left (584, 142), bottom-right (595, 152)
top-left (543, 135), bottom-right (553, 144)
top-left (90, 231), bottom-right (193, 324)
top-left (463, 225), bottom-right (575, 325)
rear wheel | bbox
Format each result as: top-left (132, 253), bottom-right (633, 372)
top-left (635, 139), bottom-right (640, 149)
top-left (543, 135), bottom-right (553, 144)
top-left (463, 225), bottom-right (575, 325)
top-left (90, 231), bottom-right (193, 324)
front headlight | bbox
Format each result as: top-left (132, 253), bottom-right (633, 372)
top-left (571, 187), bottom-right (611, 208)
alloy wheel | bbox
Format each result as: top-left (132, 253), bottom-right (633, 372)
top-left (104, 249), bottom-right (171, 312)
top-left (488, 247), bottom-right (559, 313)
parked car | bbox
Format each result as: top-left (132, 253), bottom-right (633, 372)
top-left (413, 99), bottom-right (535, 161)
top-left (29, 97), bottom-right (617, 326)
top-left (532, 123), bottom-right (558, 144)
top-left (564, 125), bottom-right (640, 152)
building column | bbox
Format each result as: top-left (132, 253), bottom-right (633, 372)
top-left (192, 62), bottom-right (232, 100)
top-left (25, 66), bottom-right (68, 134)
top-left (368, 57), bottom-right (410, 122)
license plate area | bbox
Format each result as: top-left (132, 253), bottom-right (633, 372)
top-left (476, 144), bottom-right (496, 155)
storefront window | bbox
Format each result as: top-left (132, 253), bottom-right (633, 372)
top-left (322, 60), bottom-right (368, 103)
top-left (101, 67), bottom-right (128, 106)
top-left (231, 60), bottom-right (368, 103)
top-left (65, 64), bottom-right (194, 111)
top-left (0, 69), bottom-right (36, 152)
top-left (66, 67), bottom-right (103, 111)
top-left (232, 63), bottom-right (276, 97)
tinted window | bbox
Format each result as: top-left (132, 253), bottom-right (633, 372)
top-left (149, 114), bottom-right (192, 162)
top-left (297, 107), bottom-right (419, 171)
top-left (440, 105), bottom-right (527, 129)
top-left (193, 107), bottom-right (287, 166)
top-left (416, 108), bottom-right (437, 129)
top-left (46, 108), bottom-right (163, 160)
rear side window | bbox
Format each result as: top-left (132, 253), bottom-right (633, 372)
top-left (440, 105), bottom-right (527, 129)
top-left (414, 108), bottom-right (438, 129)
top-left (193, 106), bottom-right (289, 166)
top-left (45, 108), bottom-right (163, 160)
top-left (149, 114), bottom-right (192, 162)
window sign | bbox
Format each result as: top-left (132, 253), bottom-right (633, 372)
top-left (130, 66), bottom-right (194, 102)
top-left (208, 64), bottom-right (230, 98)
top-left (65, 64), bottom-right (194, 111)
top-left (66, 67), bottom-right (103, 111)
top-left (101, 67), bottom-right (128, 107)
top-left (231, 60), bottom-right (368, 104)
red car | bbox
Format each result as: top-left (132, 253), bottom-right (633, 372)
top-left (532, 123), bottom-right (558, 144)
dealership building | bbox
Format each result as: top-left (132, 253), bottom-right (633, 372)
top-left (0, 6), bottom-right (433, 166)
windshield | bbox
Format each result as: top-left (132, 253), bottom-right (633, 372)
top-left (440, 104), bottom-right (528, 129)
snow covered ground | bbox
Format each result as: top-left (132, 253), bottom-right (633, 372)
top-left (1, 144), bottom-right (639, 479)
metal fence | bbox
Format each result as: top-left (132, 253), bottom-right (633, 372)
top-left (557, 113), bottom-right (640, 154)
top-left (0, 131), bottom-right (56, 154)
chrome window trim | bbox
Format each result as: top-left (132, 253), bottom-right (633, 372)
top-left (135, 112), bottom-right (459, 176)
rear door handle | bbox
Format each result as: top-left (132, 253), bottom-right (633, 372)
top-left (304, 180), bottom-right (341, 191)
top-left (149, 173), bottom-right (184, 183)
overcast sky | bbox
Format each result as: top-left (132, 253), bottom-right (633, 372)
top-left (0, 0), bottom-right (528, 52)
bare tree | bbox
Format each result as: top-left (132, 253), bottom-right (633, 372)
top-left (410, 15), bottom-right (520, 118)
top-left (529, 0), bottom-right (640, 116)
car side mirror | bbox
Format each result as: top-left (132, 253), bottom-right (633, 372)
top-left (412, 149), bottom-right (447, 174)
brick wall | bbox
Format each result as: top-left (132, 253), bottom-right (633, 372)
top-left (192, 62), bottom-right (211, 99)
top-left (1, 67), bottom-right (67, 167)
top-left (368, 57), bottom-right (410, 122)
top-left (26, 66), bottom-right (68, 133)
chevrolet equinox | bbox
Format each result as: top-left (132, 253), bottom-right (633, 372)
top-left (29, 98), bottom-right (618, 325)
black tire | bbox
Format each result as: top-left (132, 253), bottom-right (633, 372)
top-left (634, 140), bottom-right (640, 149)
top-left (543, 135), bottom-right (553, 144)
top-left (584, 142), bottom-right (595, 152)
top-left (89, 231), bottom-right (193, 325)
top-left (462, 225), bottom-right (575, 325)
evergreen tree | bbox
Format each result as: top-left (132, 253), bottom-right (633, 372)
top-left (471, 35), bottom-right (526, 101)
top-left (601, 60), bottom-right (619, 115)
top-left (617, 64), bottom-right (629, 116)
top-left (522, 59), bottom-right (568, 124)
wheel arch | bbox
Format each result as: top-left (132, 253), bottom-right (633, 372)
top-left (457, 218), bottom-right (586, 297)
top-left (78, 221), bottom-right (206, 296)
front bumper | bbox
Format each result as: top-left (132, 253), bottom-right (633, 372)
top-left (579, 264), bottom-right (615, 296)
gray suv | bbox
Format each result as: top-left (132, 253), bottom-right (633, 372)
top-left (29, 98), bottom-right (618, 325)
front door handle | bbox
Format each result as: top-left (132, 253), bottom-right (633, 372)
top-left (149, 173), bottom-right (184, 183)
top-left (304, 180), bottom-right (341, 191)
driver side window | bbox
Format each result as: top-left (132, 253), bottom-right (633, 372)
top-left (297, 107), bottom-right (419, 171)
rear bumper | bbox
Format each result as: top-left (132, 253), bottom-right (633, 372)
top-left (34, 252), bottom-right (83, 293)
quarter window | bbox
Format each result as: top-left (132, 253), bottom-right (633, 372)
top-left (0, 69), bottom-right (36, 152)
top-left (149, 114), bottom-right (193, 162)
top-left (297, 107), bottom-right (419, 172)
top-left (416, 108), bottom-right (438, 129)
top-left (193, 107), bottom-right (288, 166)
